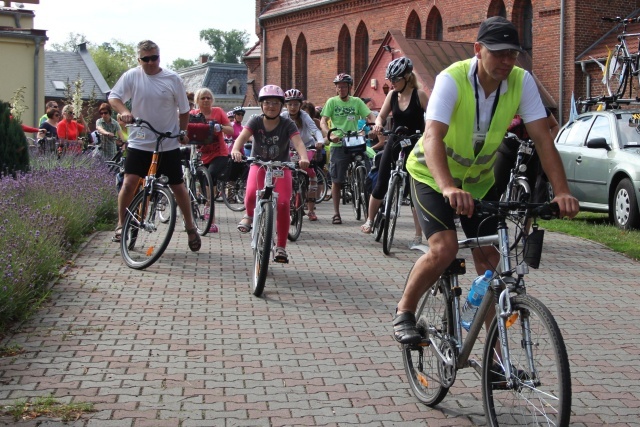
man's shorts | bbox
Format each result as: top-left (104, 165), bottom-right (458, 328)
top-left (329, 146), bottom-right (371, 184)
top-left (411, 178), bottom-right (499, 241)
top-left (124, 147), bottom-right (184, 185)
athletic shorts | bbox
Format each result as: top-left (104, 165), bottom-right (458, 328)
top-left (411, 178), bottom-right (499, 240)
top-left (124, 147), bottom-right (184, 185)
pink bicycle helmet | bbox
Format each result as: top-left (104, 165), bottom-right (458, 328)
top-left (227, 110), bottom-right (234, 118)
top-left (258, 85), bottom-right (285, 102)
top-left (284, 89), bottom-right (304, 102)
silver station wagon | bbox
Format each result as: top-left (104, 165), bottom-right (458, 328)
top-left (554, 109), bottom-right (640, 230)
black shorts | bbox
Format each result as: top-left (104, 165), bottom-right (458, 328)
top-left (124, 147), bottom-right (184, 185)
top-left (411, 178), bottom-right (498, 240)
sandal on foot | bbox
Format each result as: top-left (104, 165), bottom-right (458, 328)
top-left (360, 219), bottom-right (373, 234)
top-left (237, 215), bottom-right (252, 233)
top-left (186, 227), bottom-right (201, 252)
top-left (392, 312), bottom-right (422, 344)
top-left (112, 226), bottom-right (122, 243)
top-left (332, 214), bottom-right (342, 225)
top-left (273, 246), bottom-right (289, 263)
top-left (307, 211), bottom-right (318, 221)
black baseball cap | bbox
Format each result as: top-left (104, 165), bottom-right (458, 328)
top-left (477, 16), bottom-right (522, 51)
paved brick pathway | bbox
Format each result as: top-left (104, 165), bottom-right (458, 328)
top-left (1, 200), bottom-right (639, 426)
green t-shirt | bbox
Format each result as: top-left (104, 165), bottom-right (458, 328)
top-left (321, 96), bottom-right (370, 147)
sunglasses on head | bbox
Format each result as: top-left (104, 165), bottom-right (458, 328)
top-left (139, 54), bottom-right (159, 63)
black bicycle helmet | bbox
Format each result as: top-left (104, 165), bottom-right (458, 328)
top-left (385, 57), bottom-right (413, 80)
top-left (232, 106), bottom-right (245, 115)
top-left (284, 89), bottom-right (304, 102)
top-left (333, 73), bottom-right (354, 85)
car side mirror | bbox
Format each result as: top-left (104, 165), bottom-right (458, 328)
top-left (586, 137), bottom-right (611, 151)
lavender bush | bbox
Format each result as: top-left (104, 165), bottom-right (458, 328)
top-left (0, 152), bottom-right (117, 334)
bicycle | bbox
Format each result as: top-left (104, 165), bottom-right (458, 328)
top-left (180, 143), bottom-right (214, 236)
top-left (373, 126), bottom-right (421, 255)
top-left (327, 127), bottom-right (370, 220)
top-left (218, 160), bottom-right (248, 212)
top-left (288, 160), bottom-right (308, 242)
top-left (245, 157), bottom-right (299, 297)
top-left (401, 199), bottom-right (571, 426)
top-left (119, 118), bottom-right (180, 270)
top-left (602, 16), bottom-right (640, 99)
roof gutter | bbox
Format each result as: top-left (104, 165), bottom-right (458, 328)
top-left (259, 0), bottom-right (339, 20)
top-left (559, 0), bottom-right (565, 124)
top-left (32, 35), bottom-right (43, 125)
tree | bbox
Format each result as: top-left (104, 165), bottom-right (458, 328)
top-left (89, 41), bottom-right (137, 87)
top-left (199, 29), bottom-right (250, 64)
top-left (50, 32), bottom-right (89, 52)
top-left (169, 58), bottom-right (198, 71)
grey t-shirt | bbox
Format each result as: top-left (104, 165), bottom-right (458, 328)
top-left (246, 114), bottom-right (300, 162)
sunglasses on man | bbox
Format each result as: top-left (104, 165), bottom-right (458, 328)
top-left (139, 55), bottom-right (160, 63)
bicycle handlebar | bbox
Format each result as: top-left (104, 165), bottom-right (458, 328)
top-left (244, 156), bottom-right (300, 171)
top-left (474, 200), bottom-right (560, 220)
top-left (129, 118), bottom-right (182, 139)
top-left (602, 16), bottom-right (640, 24)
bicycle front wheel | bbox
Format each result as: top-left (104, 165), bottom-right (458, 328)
top-left (121, 186), bottom-right (176, 270)
top-left (402, 275), bottom-right (453, 406)
top-left (357, 165), bottom-right (369, 220)
top-left (482, 294), bottom-right (571, 427)
top-left (288, 187), bottom-right (304, 242)
top-left (252, 201), bottom-right (273, 297)
top-left (383, 175), bottom-right (402, 255)
top-left (192, 166), bottom-right (214, 236)
top-left (373, 205), bottom-right (385, 242)
top-left (351, 168), bottom-right (362, 220)
top-left (314, 167), bottom-right (328, 205)
top-left (221, 178), bottom-right (247, 212)
top-left (605, 46), bottom-right (628, 98)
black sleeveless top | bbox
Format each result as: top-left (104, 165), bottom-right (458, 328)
top-left (390, 88), bottom-right (425, 134)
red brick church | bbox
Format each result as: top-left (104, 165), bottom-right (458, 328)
top-left (243, 0), bottom-right (639, 124)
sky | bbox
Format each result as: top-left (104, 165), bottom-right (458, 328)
top-left (26, 0), bottom-right (259, 66)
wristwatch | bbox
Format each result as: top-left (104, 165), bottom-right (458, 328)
top-left (179, 130), bottom-right (186, 141)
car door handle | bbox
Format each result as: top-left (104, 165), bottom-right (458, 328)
top-left (575, 156), bottom-right (582, 163)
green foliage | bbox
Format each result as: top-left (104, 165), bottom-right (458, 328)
top-left (539, 212), bottom-right (640, 260)
top-left (169, 57), bottom-right (199, 71)
top-left (199, 29), bottom-right (250, 64)
top-left (3, 393), bottom-right (95, 422)
top-left (0, 100), bottom-right (30, 176)
top-left (49, 32), bottom-right (89, 52)
top-left (89, 40), bottom-right (137, 87)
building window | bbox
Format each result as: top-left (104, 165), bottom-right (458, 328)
top-left (426, 7), bottom-right (443, 41)
top-left (354, 21), bottom-right (369, 86)
top-left (406, 10), bottom-right (421, 39)
top-left (338, 24), bottom-right (351, 75)
top-left (513, 0), bottom-right (533, 56)
top-left (295, 33), bottom-right (308, 96)
top-left (281, 36), bottom-right (293, 90)
top-left (487, 0), bottom-right (507, 18)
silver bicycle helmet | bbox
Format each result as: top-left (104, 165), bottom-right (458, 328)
top-left (385, 57), bottom-right (413, 80)
top-left (284, 89), bottom-right (304, 102)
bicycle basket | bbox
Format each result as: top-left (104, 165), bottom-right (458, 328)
top-left (186, 122), bottom-right (215, 145)
top-left (342, 135), bottom-right (367, 154)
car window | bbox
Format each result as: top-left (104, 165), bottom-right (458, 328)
top-left (555, 125), bottom-right (570, 145)
top-left (617, 113), bottom-right (640, 148)
top-left (586, 115), bottom-right (611, 146)
top-left (562, 115), bottom-right (594, 147)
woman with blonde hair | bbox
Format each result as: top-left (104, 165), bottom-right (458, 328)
top-left (57, 104), bottom-right (86, 154)
top-left (191, 87), bottom-right (233, 232)
top-left (362, 57), bottom-right (427, 248)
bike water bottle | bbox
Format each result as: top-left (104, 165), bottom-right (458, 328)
top-left (460, 270), bottom-right (493, 331)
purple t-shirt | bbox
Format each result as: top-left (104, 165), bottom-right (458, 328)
top-left (245, 115), bottom-right (300, 162)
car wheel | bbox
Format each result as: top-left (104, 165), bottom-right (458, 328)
top-left (612, 178), bottom-right (640, 230)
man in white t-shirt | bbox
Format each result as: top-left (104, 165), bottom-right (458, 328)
top-left (392, 17), bottom-right (579, 344)
top-left (109, 40), bottom-right (201, 251)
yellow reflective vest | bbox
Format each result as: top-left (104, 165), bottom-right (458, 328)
top-left (407, 58), bottom-right (524, 198)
